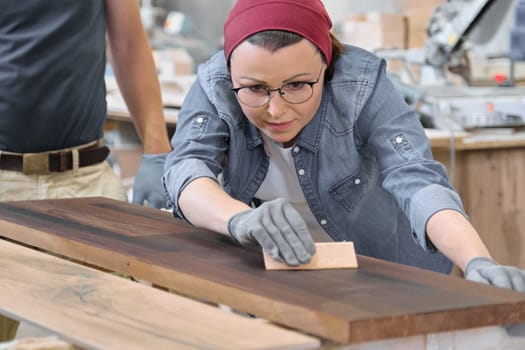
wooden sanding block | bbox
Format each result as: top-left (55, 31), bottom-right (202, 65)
top-left (263, 242), bottom-right (358, 270)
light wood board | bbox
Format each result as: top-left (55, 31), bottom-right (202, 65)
top-left (263, 242), bottom-right (358, 270)
top-left (0, 239), bottom-right (320, 350)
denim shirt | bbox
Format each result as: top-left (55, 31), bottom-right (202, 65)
top-left (164, 45), bottom-right (464, 273)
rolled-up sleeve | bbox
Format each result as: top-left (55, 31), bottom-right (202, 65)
top-left (162, 78), bottom-right (230, 220)
top-left (357, 59), bottom-right (466, 252)
top-left (410, 184), bottom-right (465, 251)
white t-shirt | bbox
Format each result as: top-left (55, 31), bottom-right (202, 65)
top-left (254, 134), bottom-right (333, 242)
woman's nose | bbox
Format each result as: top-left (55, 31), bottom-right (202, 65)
top-left (266, 90), bottom-right (287, 117)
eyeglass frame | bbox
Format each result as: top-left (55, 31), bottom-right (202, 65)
top-left (230, 65), bottom-right (324, 107)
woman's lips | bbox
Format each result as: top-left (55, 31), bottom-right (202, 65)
top-left (266, 120), bottom-right (293, 131)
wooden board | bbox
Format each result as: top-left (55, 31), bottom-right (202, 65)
top-left (263, 242), bottom-right (358, 270)
top-left (0, 197), bottom-right (524, 344)
top-left (5, 337), bottom-right (76, 350)
top-left (0, 239), bottom-right (320, 350)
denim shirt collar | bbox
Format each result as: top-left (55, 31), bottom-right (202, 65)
top-left (294, 90), bottom-right (328, 153)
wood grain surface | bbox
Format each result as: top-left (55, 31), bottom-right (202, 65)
top-left (0, 197), bottom-right (524, 344)
top-left (0, 239), bottom-right (320, 350)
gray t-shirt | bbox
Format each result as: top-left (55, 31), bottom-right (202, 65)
top-left (0, 0), bottom-right (107, 152)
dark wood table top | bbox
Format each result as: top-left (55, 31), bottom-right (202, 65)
top-left (0, 197), bottom-right (524, 344)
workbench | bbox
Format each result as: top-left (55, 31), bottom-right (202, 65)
top-left (105, 75), bottom-right (183, 128)
top-left (105, 81), bottom-right (179, 186)
top-left (429, 129), bottom-right (525, 270)
top-left (0, 197), bottom-right (524, 349)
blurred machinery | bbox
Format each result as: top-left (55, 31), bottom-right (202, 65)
top-left (509, 0), bottom-right (525, 83)
top-left (378, 0), bottom-right (525, 131)
top-left (140, 0), bottom-right (168, 36)
top-left (139, 0), bottom-right (218, 69)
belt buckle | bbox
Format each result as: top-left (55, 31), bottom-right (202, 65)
top-left (22, 153), bottom-right (50, 174)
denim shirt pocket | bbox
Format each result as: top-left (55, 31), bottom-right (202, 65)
top-left (389, 133), bottom-right (422, 162)
top-left (328, 167), bottom-right (366, 212)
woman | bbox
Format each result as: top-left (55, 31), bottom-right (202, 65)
top-left (163, 0), bottom-right (525, 291)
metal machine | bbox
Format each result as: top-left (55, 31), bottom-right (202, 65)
top-left (378, 0), bottom-right (525, 131)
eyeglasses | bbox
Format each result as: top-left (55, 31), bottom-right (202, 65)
top-left (231, 66), bottom-right (324, 108)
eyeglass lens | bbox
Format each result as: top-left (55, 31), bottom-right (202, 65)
top-left (236, 83), bottom-right (315, 107)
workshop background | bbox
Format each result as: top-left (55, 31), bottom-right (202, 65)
top-left (6, 0), bottom-right (525, 348)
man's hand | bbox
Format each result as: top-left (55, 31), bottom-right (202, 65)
top-left (465, 256), bottom-right (525, 292)
top-left (132, 153), bottom-right (168, 208)
top-left (228, 198), bottom-right (315, 266)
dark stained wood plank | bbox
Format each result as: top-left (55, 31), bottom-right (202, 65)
top-left (0, 197), bottom-right (524, 344)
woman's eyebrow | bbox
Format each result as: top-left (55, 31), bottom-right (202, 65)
top-left (236, 76), bottom-right (267, 84)
top-left (283, 72), bottom-right (314, 83)
top-left (236, 71), bottom-right (314, 85)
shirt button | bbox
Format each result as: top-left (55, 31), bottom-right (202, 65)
top-left (293, 146), bottom-right (300, 153)
top-left (320, 219), bottom-right (327, 225)
top-left (298, 169), bottom-right (305, 176)
top-left (354, 178), bottom-right (361, 185)
top-left (395, 136), bottom-right (403, 144)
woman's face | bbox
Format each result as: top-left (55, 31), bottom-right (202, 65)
top-left (230, 39), bottom-right (326, 147)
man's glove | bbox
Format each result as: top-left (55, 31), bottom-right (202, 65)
top-left (228, 198), bottom-right (316, 266)
top-left (132, 153), bottom-right (168, 209)
top-left (464, 256), bottom-right (525, 292)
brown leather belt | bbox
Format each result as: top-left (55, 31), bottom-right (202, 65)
top-left (0, 145), bottom-right (110, 174)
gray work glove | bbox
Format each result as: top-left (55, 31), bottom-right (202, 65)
top-left (464, 256), bottom-right (525, 292)
top-left (132, 153), bottom-right (168, 209)
top-left (228, 198), bottom-right (316, 266)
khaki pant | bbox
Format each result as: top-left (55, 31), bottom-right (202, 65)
top-left (0, 160), bottom-right (126, 201)
top-left (0, 155), bottom-right (126, 341)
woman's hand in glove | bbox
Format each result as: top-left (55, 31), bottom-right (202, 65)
top-left (465, 256), bottom-right (525, 292)
top-left (228, 198), bottom-right (315, 266)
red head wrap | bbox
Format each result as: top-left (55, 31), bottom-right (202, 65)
top-left (224, 0), bottom-right (333, 65)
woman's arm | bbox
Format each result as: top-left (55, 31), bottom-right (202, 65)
top-left (427, 210), bottom-right (525, 291)
top-left (178, 178), bottom-right (315, 266)
top-left (178, 177), bottom-right (251, 235)
top-left (426, 209), bottom-right (491, 271)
